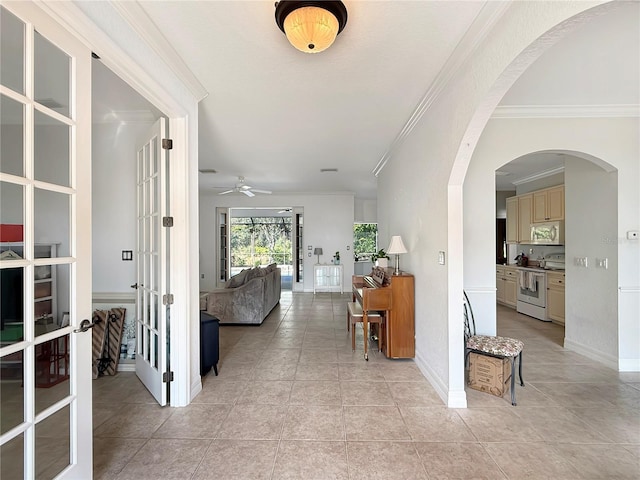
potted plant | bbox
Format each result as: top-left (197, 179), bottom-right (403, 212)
top-left (334, 251), bottom-right (340, 264)
top-left (371, 249), bottom-right (389, 267)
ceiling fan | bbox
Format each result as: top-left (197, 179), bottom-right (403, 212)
top-left (218, 176), bottom-right (272, 197)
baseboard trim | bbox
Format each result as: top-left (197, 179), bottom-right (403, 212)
top-left (564, 338), bottom-right (618, 371)
top-left (92, 291), bottom-right (136, 304)
top-left (190, 378), bottom-right (203, 402)
top-left (116, 361), bottom-right (135, 373)
top-left (414, 349), bottom-right (467, 408)
top-left (618, 359), bottom-right (640, 372)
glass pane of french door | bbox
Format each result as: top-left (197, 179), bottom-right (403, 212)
top-left (0, 3), bottom-right (92, 478)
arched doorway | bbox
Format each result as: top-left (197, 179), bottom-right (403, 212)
top-left (446, 2), bottom-right (639, 406)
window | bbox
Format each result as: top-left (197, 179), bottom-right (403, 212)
top-left (353, 223), bottom-right (377, 260)
top-left (230, 216), bottom-right (292, 274)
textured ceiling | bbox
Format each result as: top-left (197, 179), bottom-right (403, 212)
top-left (91, 1), bottom-right (639, 198)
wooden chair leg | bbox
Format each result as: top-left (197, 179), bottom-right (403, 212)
top-left (351, 320), bottom-right (356, 352)
top-left (363, 316), bottom-right (369, 361)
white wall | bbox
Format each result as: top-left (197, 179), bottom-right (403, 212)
top-left (378, 1), bottom-right (623, 407)
top-left (465, 117), bottom-right (639, 371)
top-left (354, 198), bottom-right (377, 223)
top-left (199, 193), bottom-right (355, 293)
top-left (564, 156), bottom-right (618, 367)
top-left (92, 122), bottom-right (153, 292)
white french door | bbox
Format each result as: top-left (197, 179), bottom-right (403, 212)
top-left (0, 2), bottom-right (92, 478)
top-left (134, 118), bottom-right (169, 406)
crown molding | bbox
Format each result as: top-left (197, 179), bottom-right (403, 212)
top-left (511, 166), bottom-right (565, 186)
top-left (110, 1), bottom-right (207, 102)
top-left (35, 1), bottom-right (188, 116)
top-left (372, 1), bottom-right (512, 177)
top-left (492, 104), bottom-right (640, 119)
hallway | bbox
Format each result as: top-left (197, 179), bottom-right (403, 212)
top-left (92, 294), bottom-right (640, 479)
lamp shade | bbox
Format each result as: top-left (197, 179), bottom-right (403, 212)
top-left (387, 236), bottom-right (407, 255)
top-left (313, 247), bottom-right (323, 255)
top-left (275, 1), bottom-right (348, 54)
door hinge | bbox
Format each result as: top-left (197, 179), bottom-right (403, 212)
top-left (162, 216), bottom-right (174, 227)
top-left (163, 294), bottom-right (174, 305)
top-left (163, 371), bottom-right (174, 383)
top-left (162, 138), bottom-right (173, 150)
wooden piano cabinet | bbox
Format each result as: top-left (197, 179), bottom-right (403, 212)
top-left (385, 273), bottom-right (415, 359)
top-left (352, 271), bottom-right (415, 359)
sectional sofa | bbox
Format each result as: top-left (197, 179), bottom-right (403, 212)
top-left (202, 264), bottom-right (281, 325)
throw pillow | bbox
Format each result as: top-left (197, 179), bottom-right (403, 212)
top-left (226, 269), bottom-right (248, 288)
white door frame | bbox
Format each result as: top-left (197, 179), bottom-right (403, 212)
top-left (39, 2), bottom-right (205, 406)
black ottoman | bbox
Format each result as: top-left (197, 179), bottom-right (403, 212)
top-left (200, 312), bottom-right (219, 376)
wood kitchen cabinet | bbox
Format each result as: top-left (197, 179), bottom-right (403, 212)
top-left (517, 194), bottom-right (533, 244)
top-left (505, 185), bottom-right (564, 243)
top-left (505, 194), bottom-right (532, 244)
top-left (506, 197), bottom-right (519, 244)
top-left (496, 265), bottom-right (517, 308)
top-left (547, 271), bottom-right (565, 324)
top-left (533, 185), bottom-right (564, 223)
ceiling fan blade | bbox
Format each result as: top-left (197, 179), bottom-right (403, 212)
top-left (242, 190), bottom-right (255, 197)
top-left (251, 189), bottom-right (272, 194)
top-left (218, 189), bottom-right (234, 195)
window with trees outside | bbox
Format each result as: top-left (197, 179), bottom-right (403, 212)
top-left (353, 223), bottom-right (377, 261)
top-left (230, 216), bottom-right (292, 276)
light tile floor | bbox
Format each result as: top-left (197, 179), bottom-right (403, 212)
top-left (92, 293), bottom-right (640, 479)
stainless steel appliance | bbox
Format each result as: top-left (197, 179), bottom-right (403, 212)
top-left (530, 221), bottom-right (564, 245)
top-left (516, 268), bottom-right (549, 321)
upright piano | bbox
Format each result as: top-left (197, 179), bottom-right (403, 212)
top-left (352, 267), bottom-right (415, 359)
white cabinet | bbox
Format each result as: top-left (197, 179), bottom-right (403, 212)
top-left (313, 264), bottom-right (343, 294)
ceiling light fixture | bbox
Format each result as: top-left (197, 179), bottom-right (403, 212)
top-left (275, 1), bottom-right (348, 54)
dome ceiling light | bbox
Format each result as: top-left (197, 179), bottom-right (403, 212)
top-left (275, 1), bottom-right (348, 54)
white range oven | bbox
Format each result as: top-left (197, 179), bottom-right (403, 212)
top-left (516, 268), bottom-right (549, 321)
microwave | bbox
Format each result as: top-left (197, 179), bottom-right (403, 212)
top-left (530, 221), bottom-right (564, 245)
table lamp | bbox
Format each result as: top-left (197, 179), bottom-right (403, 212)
top-left (313, 247), bottom-right (323, 264)
top-left (387, 236), bottom-right (407, 275)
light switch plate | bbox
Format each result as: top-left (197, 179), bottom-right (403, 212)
top-left (574, 257), bottom-right (588, 267)
top-left (438, 251), bottom-right (445, 265)
top-left (596, 258), bottom-right (608, 269)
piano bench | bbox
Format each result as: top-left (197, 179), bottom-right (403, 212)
top-left (347, 302), bottom-right (384, 359)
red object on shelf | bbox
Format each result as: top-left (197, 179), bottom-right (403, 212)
top-left (0, 224), bottom-right (24, 242)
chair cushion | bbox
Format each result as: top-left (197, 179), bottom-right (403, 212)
top-left (347, 302), bottom-right (381, 318)
top-left (467, 335), bottom-right (523, 357)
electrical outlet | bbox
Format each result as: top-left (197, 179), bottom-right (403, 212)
top-left (596, 258), bottom-right (608, 269)
top-left (201, 273), bottom-right (205, 279)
